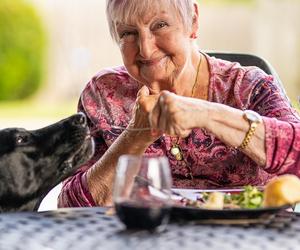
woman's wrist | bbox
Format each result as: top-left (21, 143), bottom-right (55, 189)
top-left (126, 120), bottom-right (161, 147)
top-left (201, 102), bottom-right (243, 132)
top-left (192, 98), bottom-right (215, 130)
top-left (86, 129), bottom-right (153, 206)
top-left (194, 101), bottom-right (245, 147)
top-left (122, 129), bottom-right (156, 153)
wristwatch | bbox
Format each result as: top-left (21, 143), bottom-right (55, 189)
top-left (239, 110), bottom-right (263, 150)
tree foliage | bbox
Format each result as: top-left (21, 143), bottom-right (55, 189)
top-left (0, 0), bottom-right (46, 101)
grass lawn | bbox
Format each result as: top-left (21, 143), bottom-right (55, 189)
top-left (0, 99), bottom-right (78, 129)
top-left (0, 99), bottom-right (78, 119)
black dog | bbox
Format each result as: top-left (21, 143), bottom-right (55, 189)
top-left (0, 113), bottom-right (94, 212)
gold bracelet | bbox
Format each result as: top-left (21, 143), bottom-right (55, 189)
top-left (239, 122), bottom-right (259, 150)
top-left (239, 110), bottom-right (262, 150)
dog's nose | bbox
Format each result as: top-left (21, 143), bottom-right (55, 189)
top-left (73, 113), bottom-right (87, 127)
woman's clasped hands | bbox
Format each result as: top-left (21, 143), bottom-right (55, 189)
top-left (132, 85), bottom-right (209, 140)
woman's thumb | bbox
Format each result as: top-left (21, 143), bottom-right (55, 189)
top-left (137, 85), bottom-right (150, 97)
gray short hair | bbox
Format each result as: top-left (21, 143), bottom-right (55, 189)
top-left (106, 0), bottom-right (195, 42)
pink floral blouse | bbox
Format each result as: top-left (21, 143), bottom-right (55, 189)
top-left (58, 54), bottom-right (300, 207)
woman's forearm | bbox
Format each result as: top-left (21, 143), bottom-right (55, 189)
top-left (86, 130), bottom-right (153, 206)
top-left (200, 102), bottom-right (266, 165)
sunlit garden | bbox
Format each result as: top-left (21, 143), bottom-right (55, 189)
top-left (0, 0), bottom-right (299, 130)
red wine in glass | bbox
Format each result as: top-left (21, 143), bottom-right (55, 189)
top-left (115, 201), bottom-right (171, 230)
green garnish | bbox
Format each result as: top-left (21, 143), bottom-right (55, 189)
top-left (202, 186), bottom-right (264, 209)
top-left (224, 186), bottom-right (264, 209)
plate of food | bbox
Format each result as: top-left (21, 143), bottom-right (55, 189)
top-left (170, 175), bottom-right (300, 222)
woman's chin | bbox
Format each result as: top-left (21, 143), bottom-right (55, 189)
top-left (141, 75), bottom-right (168, 86)
top-left (140, 69), bottom-right (171, 84)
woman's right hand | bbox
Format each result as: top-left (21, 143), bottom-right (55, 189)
top-left (127, 85), bottom-right (162, 143)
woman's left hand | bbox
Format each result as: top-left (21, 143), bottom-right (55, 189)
top-left (149, 91), bottom-right (208, 138)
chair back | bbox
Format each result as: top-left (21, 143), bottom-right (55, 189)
top-left (206, 51), bottom-right (289, 101)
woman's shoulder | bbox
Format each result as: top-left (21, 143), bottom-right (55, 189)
top-left (79, 66), bottom-right (139, 128)
top-left (206, 53), bottom-right (268, 83)
top-left (91, 65), bottom-right (139, 91)
top-left (81, 65), bottom-right (139, 101)
top-left (93, 65), bottom-right (129, 80)
top-left (206, 54), bottom-right (278, 107)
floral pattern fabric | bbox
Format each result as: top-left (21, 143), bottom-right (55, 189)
top-left (264, 118), bottom-right (300, 176)
top-left (58, 54), bottom-right (300, 207)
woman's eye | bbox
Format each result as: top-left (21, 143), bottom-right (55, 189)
top-left (154, 22), bottom-right (168, 30)
top-left (120, 31), bottom-right (136, 39)
top-left (118, 30), bottom-right (137, 43)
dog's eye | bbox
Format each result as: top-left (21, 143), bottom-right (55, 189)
top-left (16, 135), bottom-right (29, 145)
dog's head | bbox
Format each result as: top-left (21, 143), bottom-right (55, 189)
top-left (0, 113), bottom-right (94, 211)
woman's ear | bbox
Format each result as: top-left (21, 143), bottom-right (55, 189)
top-left (190, 2), bottom-right (199, 39)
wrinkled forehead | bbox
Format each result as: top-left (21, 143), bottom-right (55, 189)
top-left (112, 0), bottom-right (178, 26)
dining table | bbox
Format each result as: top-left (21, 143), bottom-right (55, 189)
top-left (0, 207), bottom-right (300, 250)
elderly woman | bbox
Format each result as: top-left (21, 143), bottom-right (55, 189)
top-left (58, 0), bottom-right (300, 207)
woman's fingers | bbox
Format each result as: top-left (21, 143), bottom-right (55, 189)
top-left (136, 85), bottom-right (149, 112)
top-left (149, 91), bottom-right (194, 137)
top-left (137, 85), bottom-right (160, 114)
top-left (160, 91), bottom-right (179, 135)
top-left (149, 91), bottom-right (172, 134)
top-left (137, 85), bottom-right (150, 97)
top-left (149, 96), bottom-right (161, 130)
top-left (157, 95), bottom-right (168, 132)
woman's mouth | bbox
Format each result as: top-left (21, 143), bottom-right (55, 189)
top-left (138, 56), bottom-right (166, 66)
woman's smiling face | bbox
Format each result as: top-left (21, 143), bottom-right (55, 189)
top-left (115, 1), bottom-right (196, 91)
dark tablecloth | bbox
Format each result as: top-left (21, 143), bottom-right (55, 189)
top-left (0, 207), bottom-right (299, 250)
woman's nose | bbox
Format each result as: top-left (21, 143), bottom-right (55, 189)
top-left (138, 32), bottom-right (156, 59)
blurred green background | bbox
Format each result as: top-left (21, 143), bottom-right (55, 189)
top-left (0, 0), bottom-right (299, 130)
top-left (0, 0), bottom-right (45, 101)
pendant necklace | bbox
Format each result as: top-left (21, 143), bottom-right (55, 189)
top-left (169, 53), bottom-right (202, 177)
top-left (170, 137), bottom-right (183, 161)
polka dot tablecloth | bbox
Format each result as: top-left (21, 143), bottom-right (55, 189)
top-left (0, 207), bottom-right (299, 250)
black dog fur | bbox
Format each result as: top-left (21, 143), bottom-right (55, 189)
top-left (0, 113), bottom-right (94, 212)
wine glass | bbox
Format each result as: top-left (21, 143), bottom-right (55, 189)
top-left (113, 155), bottom-right (172, 230)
